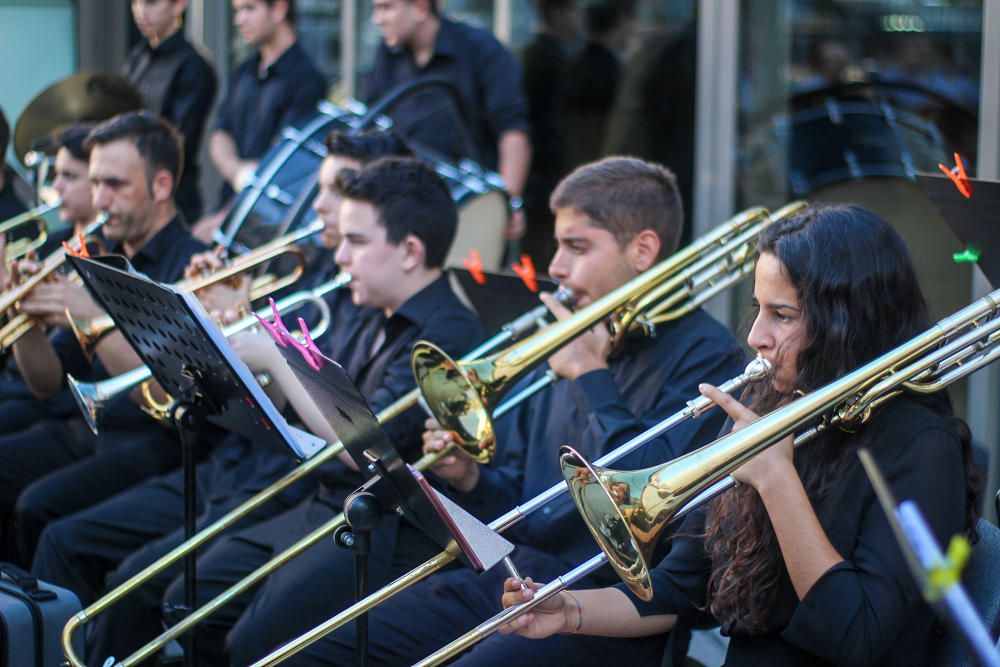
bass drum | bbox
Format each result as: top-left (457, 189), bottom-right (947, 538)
top-left (430, 156), bottom-right (508, 272)
top-left (216, 100), bottom-right (379, 253)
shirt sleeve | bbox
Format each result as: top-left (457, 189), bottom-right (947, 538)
top-left (780, 423), bottom-right (967, 666)
top-left (169, 54), bottom-right (218, 156)
top-left (213, 71), bottom-right (237, 134)
top-left (473, 36), bottom-right (530, 139)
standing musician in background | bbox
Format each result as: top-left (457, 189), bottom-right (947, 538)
top-left (499, 205), bottom-right (982, 666)
top-left (366, 0), bottom-right (532, 241)
top-left (301, 156), bottom-right (746, 666)
top-left (32, 147), bottom-right (473, 666)
top-left (0, 123), bottom-right (99, 438)
top-left (0, 112), bottom-right (208, 566)
top-left (197, 0), bottom-right (326, 241)
top-left (125, 0), bottom-right (218, 223)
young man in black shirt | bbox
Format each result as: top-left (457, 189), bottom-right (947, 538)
top-left (205, 0), bottom-right (326, 218)
top-left (126, 0), bottom-right (218, 222)
top-left (366, 0), bottom-right (532, 241)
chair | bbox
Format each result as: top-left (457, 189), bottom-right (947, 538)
top-left (927, 517), bottom-right (1000, 666)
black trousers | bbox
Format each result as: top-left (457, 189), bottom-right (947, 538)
top-left (0, 417), bottom-right (179, 564)
top-left (0, 378), bottom-right (77, 436)
top-left (32, 438), bottom-right (309, 664)
top-left (155, 495), bottom-right (439, 666)
top-left (287, 546), bottom-right (667, 667)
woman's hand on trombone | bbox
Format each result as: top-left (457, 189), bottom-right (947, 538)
top-left (697, 382), bottom-right (795, 493)
top-left (498, 577), bottom-right (573, 639)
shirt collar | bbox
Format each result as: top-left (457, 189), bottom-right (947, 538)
top-left (390, 273), bottom-right (452, 328)
top-left (145, 29), bottom-right (185, 56)
top-left (255, 41), bottom-right (304, 80)
top-left (431, 18), bottom-right (462, 60)
top-left (110, 215), bottom-right (185, 264)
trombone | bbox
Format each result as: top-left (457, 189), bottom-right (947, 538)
top-left (236, 202), bottom-right (801, 665)
top-left (412, 285), bottom-right (1000, 667)
top-left (68, 272), bottom-right (353, 436)
top-left (65, 203), bottom-right (794, 666)
top-left (0, 199), bottom-right (57, 261)
top-left (0, 213), bottom-right (107, 352)
top-left (67, 219), bottom-right (325, 355)
top-left (61, 284), bottom-right (568, 667)
top-left (252, 358), bottom-right (773, 666)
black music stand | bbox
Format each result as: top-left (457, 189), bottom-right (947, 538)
top-left (67, 255), bottom-right (324, 667)
top-left (279, 345), bottom-right (514, 667)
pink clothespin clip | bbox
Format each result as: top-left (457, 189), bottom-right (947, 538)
top-left (278, 317), bottom-right (325, 371)
top-left (255, 298), bottom-right (292, 347)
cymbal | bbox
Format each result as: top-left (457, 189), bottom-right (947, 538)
top-left (13, 71), bottom-right (142, 165)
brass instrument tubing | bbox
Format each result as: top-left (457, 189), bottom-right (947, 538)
top-left (249, 359), bottom-right (769, 665)
top-left (66, 309), bottom-right (552, 667)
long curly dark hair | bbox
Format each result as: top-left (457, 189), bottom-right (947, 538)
top-left (702, 204), bottom-right (981, 634)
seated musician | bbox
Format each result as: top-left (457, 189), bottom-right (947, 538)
top-left (0, 112), bottom-right (208, 564)
top-left (280, 156), bottom-right (746, 666)
top-left (0, 107), bottom-right (26, 223)
top-left (0, 123), bottom-right (99, 435)
top-left (497, 205), bottom-right (981, 666)
top-left (34, 154), bottom-right (480, 665)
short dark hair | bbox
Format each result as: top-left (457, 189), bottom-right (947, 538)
top-left (550, 156), bottom-right (682, 259)
top-left (264, 0), bottom-right (296, 24)
top-left (537, 0), bottom-right (575, 23)
top-left (85, 111), bottom-right (183, 194)
top-left (0, 107), bottom-right (9, 159)
top-left (335, 157), bottom-right (456, 268)
top-left (324, 131), bottom-right (413, 164)
top-left (53, 123), bottom-right (96, 162)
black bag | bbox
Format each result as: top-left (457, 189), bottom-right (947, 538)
top-left (0, 563), bottom-right (83, 667)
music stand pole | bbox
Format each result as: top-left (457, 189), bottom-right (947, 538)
top-left (335, 488), bottom-right (383, 667)
top-left (167, 377), bottom-right (208, 667)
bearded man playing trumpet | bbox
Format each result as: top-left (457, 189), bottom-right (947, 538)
top-left (0, 112), bottom-right (208, 565)
top-left (287, 156), bottom-right (745, 666)
top-left (498, 205), bottom-right (982, 666)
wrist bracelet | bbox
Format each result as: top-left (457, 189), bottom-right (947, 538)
top-left (560, 590), bottom-right (583, 635)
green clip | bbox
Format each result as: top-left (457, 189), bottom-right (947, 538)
top-left (924, 534), bottom-right (970, 602)
top-left (952, 246), bottom-right (981, 264)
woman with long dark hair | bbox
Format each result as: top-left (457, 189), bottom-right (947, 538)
top-left (496, 204), bottom-right (981, 665)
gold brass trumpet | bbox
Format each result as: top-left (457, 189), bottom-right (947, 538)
top-left (66, 219), bottom-right (324, 356)
top-left (0, 199), bottom-right (57, 261)
top-left (409, 285), bottom-right (1000, 667)
top-left (67, 272), bottom-right (352, 435)
top-left (0, 213), bottom-right (107, 352)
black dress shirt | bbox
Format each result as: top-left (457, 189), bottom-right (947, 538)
top-left (446, 308), bottom-right (745, 573)
top-left (214, 42), bottom-right (326, 203)
top-left (125, 30), bottom-right (217, 221)
top-left (316, 274), bottom-right (484, 506)
top-left (365, 18), bottom-right (529, 169)
top-left (624, 396), bottom-right (968, 666)
top-left (50, 215), bottom-right (208, 428)
top-left (0, 174), bottom-right (26, 222)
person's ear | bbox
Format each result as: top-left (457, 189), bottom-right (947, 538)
top-left (150, 169), bottom-right (174, 204)
top-left (628, 229), bottom-right (661, 272)
top-left (399, 233), bottom-right (426, 271)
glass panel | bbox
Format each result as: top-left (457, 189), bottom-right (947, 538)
top-left (735, 0), bottom-right (983, 411)
top-left (511, 0), bottom-right (699, 263)
top-left (297, 0), bottom-right (343, 82)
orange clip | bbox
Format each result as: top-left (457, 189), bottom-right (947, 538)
top-left (62, 231), bottom-right (91, 258)
top-left (938, 152), bottom-right (972, 199)
top-left (512, 254), bottom-right (538, 292)
top-left (463, 249), bottom-right (486, 285)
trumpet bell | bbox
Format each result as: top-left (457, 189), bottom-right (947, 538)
top-left (67, 374), bottom-right (101, 436)
top-left (411, 342), bottom-right (497, 463)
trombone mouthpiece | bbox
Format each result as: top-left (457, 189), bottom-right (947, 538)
top-left (553, 285), bottom-right (576, 309)
top-left (744, 356), bottom-right (773, 382)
